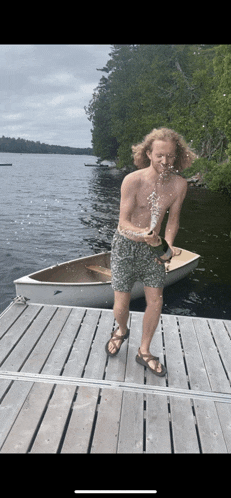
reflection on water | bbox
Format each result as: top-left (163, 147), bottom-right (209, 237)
top-left (80, 167), bottom-right (125, 252)
top-left (0, 153), bottom-right (231, 319)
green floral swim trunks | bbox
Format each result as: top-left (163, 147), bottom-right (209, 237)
top-left (111, 230), bottom-right (166, 293)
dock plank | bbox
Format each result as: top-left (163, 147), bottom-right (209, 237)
top-left (177, 317), bottom-right (226, 452)
top-left (0, 304), bottom-right (42, 366)
top-left (90, 311), bottom-right (127, 454)
top-left (178, 316), bottom-right (228, 453)
top-left (26, 307), bottom-right (86, 453)
top-left (178, 316), bottom-right (211, 392)
top-left (212, 402), bottom-right (231, 452)
top-left (1, 303), bottom-right (231, 453)
top-left (206, 318), bottom-right (231, 452)
top-left (208, 319), bottom-right (231, 381)
top-left (117, 312), bottom-right (145, 453)
top-left (162, 314), bottom-right (200, 453)
top-left (193, 318), bottom-right (231, 394)
top-left (0, 302), bottom-right (27, 339)
top-left (2, 307), bottom-right (85, 453)
top-left (0, 306), bottom-right (71, 450)
top-left (0, 305), bottom-right (53, 402)
top-left (61, 309), bottom-right (109, 453)
top-left (145, 318), bottom-right (172, 453)
top-left (31, 308), bottom-right (100, 453)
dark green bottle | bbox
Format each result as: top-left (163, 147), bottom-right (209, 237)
top-left (148, 232), bottom-right (172, 263)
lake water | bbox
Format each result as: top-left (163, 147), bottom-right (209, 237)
top-left (0, 152), bottom-right (231, 318)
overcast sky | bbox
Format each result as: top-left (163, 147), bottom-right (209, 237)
top-left (0, 44), bottom-right (112, 148)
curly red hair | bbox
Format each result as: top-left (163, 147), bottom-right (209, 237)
top-left (132, 127), bottom-right (196, 171)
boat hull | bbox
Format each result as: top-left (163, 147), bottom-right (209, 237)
top-left (14, 249), bottom-right (200, 308)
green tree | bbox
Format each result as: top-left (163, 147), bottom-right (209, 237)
top-left (213, 44), bottom-right (231, 157)
top-left (85, 74), bottom-right (118, 160)
top-left (86, 44), bottom-right (231, 171)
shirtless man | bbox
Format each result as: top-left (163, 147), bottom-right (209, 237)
top-left (105, 128), bottom-right (195, 376)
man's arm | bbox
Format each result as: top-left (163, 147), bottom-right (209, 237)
top-left (164, 178), bottom-right (187, 253)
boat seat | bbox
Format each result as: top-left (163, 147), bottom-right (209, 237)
top-left (85, 265), bottom-right (112, 278)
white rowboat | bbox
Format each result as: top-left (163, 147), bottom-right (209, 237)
top-left (14, 248), bottom-right (200, 308)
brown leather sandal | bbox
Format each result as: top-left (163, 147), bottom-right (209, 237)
top-left (136, 348), bottom-right (167, 377)
top-left (105, 326), bottom-right (130, 357)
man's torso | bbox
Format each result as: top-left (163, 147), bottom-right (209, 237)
top-left (127, 169), bottom-right (182, 235)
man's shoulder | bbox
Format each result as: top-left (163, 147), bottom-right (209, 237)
top-left (174, 174), bottom-right (188, 193)
top-left (121, 169), bottom-right (142, 188)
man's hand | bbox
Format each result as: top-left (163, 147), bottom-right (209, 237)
top-left (168, 246), bottom-right (182, 257)
top-left (143, 229), bottom-right (161, 246)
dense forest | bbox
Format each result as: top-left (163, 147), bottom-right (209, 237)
top-left (0, 136), bottom-right (93, 155)
top-left (85, 44), bottom-right (231, 195)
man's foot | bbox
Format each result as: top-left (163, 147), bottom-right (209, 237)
top-left (136, 348), bottom-right (167, 376)
top-left (105, 326), bottom-right (130, 357)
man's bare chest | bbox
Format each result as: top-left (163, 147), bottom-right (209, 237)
top-left (135, 183), bottom-right (175, 213)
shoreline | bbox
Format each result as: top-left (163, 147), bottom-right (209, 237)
top-left (186, 173), bottom-right (207, 188)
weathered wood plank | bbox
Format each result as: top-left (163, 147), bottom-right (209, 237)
top-left (31, 308), bottom-right (100, 453)
top-left (1, 306), bottom-right (56, 373)
top-left (90, 388), bottom-right (122, 453)
top-left (223, 319), bottom-right (231, 336)
top-left (117, 312), bottom-right (144, 453)
top-left (91, 313), bottom-right (128, 453)
top-left (0, 307), bottom-right (71, 450)
top-left (0, 305), bottom-right (54, 402)
top-left (213, 402), bottom-right (231, 453)
top-left (162, 314), bottom-right (200, 453)
top-left (30, 384), bottom-right (76, 454)
top-left (145, 317), bottom-right (172, 453)
top-left (0, 304), bottom-right (42, 366)
top-left (61, 309), bottom-right (111, 453)
top-left (1, 307), bottom-right (86, 453)
top-left (62, 308), bottom-right (101, 378)
top-left (1, 303), bottom-right (231, 454)
top-left (0, 382), bottom-right (52, 453)
top-left (193, 318), bottom-right (231, 394)
top-left (162, 314), bottom-right (188, 389)
top-left (0, 303), bottom-right (27, 339)
top-left (145, 392), bottom-right (172, 453)
top-left (205, 319), bottom-right (231, 452)
top-left (178, 316), bottom-right (228, 453)
top-left (192, 399), bottom-right (228, 453)
top-left (178, 316), bottom-right (211, 392)
top-left (208, 319), bottom-right (231, 381)
top-left (117, 391), bottom-right (144, 453)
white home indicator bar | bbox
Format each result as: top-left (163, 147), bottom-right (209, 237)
top-left (74, 492), bottom-right (157, 495)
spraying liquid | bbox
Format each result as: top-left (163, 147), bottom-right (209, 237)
top-left (146, 187), bottom-right (172, 262)
top-left (119, 169), bottom-right (174, 262)
top-left (147, 189), bottom-right (161, 232)
top-left (119, 187), bottom-right (162, 240)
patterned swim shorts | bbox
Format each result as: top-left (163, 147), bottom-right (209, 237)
top-left (111, 230), bottom-right (166, 293)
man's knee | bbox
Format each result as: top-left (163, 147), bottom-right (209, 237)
top-left (144, 287), bottom-right (163, 309)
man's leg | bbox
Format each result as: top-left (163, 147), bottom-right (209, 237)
top-left (107, 290), bottom-right (131, 355)
top-left (138, 286), bottom-right (163, 373)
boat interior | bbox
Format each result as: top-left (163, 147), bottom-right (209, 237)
top-left (28, 249), bottom-right (200, 285)
top-left (30, 252), bottom-right (112, 284)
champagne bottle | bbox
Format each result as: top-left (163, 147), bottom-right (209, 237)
top-left (147, 231), bottom-right (172, 263)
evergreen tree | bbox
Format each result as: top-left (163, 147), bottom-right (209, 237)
top-left (85, 43), bottom-right (231, 195)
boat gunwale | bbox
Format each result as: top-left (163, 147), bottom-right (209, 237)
top-left (14, 249), bottom-right (200, 287)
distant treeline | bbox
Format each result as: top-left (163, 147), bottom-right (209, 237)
top-left (0, 136), bottom-right (93, 155)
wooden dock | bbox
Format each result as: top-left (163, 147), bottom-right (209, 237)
top-left (0, 300), bottom-right (231, 453)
